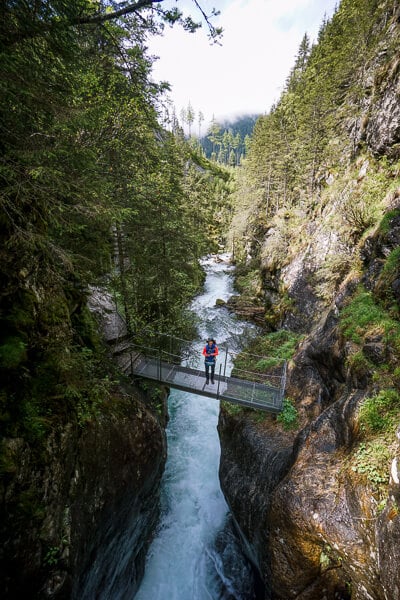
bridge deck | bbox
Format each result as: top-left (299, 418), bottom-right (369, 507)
top-left (130, 354), bottom-right (283, 413)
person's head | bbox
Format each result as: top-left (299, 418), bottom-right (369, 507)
top-left (207, 338), bottom-right (215, 344)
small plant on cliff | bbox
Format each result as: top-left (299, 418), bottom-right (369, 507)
top-left (277, 397), bottom-right (298, 430)
top-left (221, 400), bottom-right (247, 416)
top-left (340, 286), bottom-right (400, 346)
top-left (44, 545), bottom-right (61, 567)
top-left (359, 389), bottom-right (399, 433)
top-left (351, 440), bottom-right (390, 494)
top-left (379, 208), bottom-right (400, 235)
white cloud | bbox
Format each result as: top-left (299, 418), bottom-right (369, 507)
top-left (148, 0), bottom-right (338, 132)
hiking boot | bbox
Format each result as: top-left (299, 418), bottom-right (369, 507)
top-left (211, 379), bottom-right (215, 384)
top-left (206, 379), bottom-right (209, 384)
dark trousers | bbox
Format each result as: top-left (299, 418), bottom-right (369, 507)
top-left (205, 362), bottom-right (215, 380)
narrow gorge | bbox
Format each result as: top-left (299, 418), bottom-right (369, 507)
top-left (1, 1), bottom-right (400, 599)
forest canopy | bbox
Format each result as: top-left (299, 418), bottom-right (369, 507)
top-left (0, 0), bottom-right (230, 434)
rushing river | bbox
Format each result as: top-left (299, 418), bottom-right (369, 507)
top-left (134, 255), bottom-right (261, 600)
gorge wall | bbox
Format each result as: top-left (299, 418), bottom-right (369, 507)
top-left (1, 291), bottom-right (167, 599)
top-left (219, 209), bottom-right (400, 597)
top-left (218, 2), bottom-right (400, 598)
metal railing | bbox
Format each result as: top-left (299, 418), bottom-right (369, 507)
top-left (124, 332), bottom-right (287, 411)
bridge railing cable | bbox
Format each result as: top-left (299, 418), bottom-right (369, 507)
top-left (125, 332), bottom-right (287, 399)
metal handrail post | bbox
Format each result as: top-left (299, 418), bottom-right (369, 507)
top-left (223, 345), bottom-right (228, 377)
top-left (216, 363), bottom-right (222, 399)
top-left (158, 349), bottom-right (161, 381)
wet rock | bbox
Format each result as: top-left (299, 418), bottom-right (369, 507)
top-left (88, 286), bottom-right (128, 345)
top-left (362, 337), bottom-right (386, 365)
top-left (226, 295), bottom-right (266, 325)
top-left (1, 396), bottom-right (167, 600)
top-left (215, 298), bottom-right (227, 307)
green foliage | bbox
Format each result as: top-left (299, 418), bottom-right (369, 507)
top-left (359, 390), bottom-right (399, 434)
top-left (21, 400), bottom-right (49, 442)
top-left (220, 401), bottom-right (268, 423)
top-left (228, 0), bottom-right (399, 282)
top-left (351, 440), bottom-right (391, 493)
top-left (235, 330), bottom-right (303, 373)
top-left (200, 115), bottom-right (258, 165)
top-left (43, 533), bottom-right (69, 567)
top-left (319, 544), bottom-right (342, 571)
top-left (44, 546), bottom-right (61, 567)
top-left (277, 398), bottom-right (298, 430)
top-left (137, 380), bottom-right (166, 417)
top-left (234, 268), bottom-right (263, 298)
top-left (0, 0), bottom-right (236, 448)
top-left (0, 336), bottom-right (27, 369)
top-left (221, 400), bottom-right (246, 416)
top-left (346, 350), bottom-right (373, 378)
top-left (315, 252), bottom-right (355, 302)
top-left (340, 287), bottom-right (400, 345)
top-left (379, 208), bottom-right (400, 235)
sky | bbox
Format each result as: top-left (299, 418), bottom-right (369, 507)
top-left (148, 0), bottom-right (339, 134)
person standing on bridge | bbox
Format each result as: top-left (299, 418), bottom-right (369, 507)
top-left (203, 338), bottom-right (218, 385)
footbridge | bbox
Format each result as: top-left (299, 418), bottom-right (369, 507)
top-left (118, 333), bottom-right (286, 413)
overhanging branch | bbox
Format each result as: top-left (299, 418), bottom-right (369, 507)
top-left (74, 0), bottom-right (163, 26)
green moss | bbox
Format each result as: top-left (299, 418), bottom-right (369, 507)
top-left (221, 400), bottom-right (246, 416)
top-left (7, 290), bottom-right (36, 331)
top-left (0, 336), bottom-right (27, 369)
top-left (72, 304), bottom-right (102, 349)
top-left (346, 350), bottom-right (373, 377)
top-left (22, 399), bottom-right (49, 441)
top-left (40, 295), bottom-right (70, 329)
top-left (220, 400), bottom-right (270, 423)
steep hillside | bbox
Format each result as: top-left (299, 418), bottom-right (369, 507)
top-left (220, 1), bottom-right (400, 598)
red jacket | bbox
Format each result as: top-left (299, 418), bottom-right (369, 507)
top-left (202, 342), bottom-right (218, 362)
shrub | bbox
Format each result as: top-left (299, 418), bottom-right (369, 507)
top-left (351, 440), bottom-right (391, 494)
top-left (277, 398), bottom-right (298, 430)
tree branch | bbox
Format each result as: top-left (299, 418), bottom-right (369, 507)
top-left (4, 0), bottom-right (222, 47)
top-left (73, 0), bottom-right (164, 26)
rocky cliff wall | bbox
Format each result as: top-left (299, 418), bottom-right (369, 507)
top-left (1, 394), bottom-right (166, 599)
top-left (219, 206), bottom-right (400, 599)
top-left (1, 289), bottom-right (168, 599)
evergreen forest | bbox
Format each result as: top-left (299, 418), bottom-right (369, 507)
top-left (1, 0), bottom-right (400, 598)
top-left (0, 0), bottom-right (231, 439)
